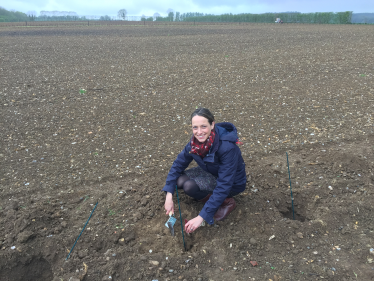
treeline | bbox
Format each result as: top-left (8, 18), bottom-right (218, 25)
top-left (0, 7), bottom-right (355, 24)
top-left (37, 10), bottom-right (85, 21)
top-left (37, 15), bottom-right (88, 21)
top-left (37, 15), bottom-right (114, 21)
top-left (181, 11), bottom-right (353, 24)
top-left (146, 12), bottom-right (208, 22)
top-left (0, 7), bottom-right (28, 22)
top-left (139, 11), bottom-right (353, 24)
top-left (37, 11), bottom-right (114, 21)
top-left (0, 7), bottom-right (112, 22)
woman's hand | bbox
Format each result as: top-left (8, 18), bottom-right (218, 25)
top-left (185, 216), bottom-right (204, 234)
top-left (164, 192), bottom-right (174, 215)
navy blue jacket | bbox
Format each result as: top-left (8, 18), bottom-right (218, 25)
top-left (162, 122), bottom-right (247, 224)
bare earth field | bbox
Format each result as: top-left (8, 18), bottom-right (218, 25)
top-left (1, 24), bottom-right (374, 281)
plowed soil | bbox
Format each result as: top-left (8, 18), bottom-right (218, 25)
top-left (1, 24), bottom-right (374, 281)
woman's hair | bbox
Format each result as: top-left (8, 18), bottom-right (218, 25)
top-left (191, 108), bottom-right (215, 125)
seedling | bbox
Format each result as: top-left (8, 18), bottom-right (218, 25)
top-left (115, 223), bottom-right (124, 229)
top-left (83, 195), bottom-right (90, 202)
top-left (79, 89), bottom-right (86, 94)
top-left (108, 209), bottom-right (116, 216)
top-left (359, 74), bottom-right (366, 77)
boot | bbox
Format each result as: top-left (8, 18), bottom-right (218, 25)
top-left (198, 193), bottom-right (212, 203)
top-left (213, 198), bottom-right (236, 221)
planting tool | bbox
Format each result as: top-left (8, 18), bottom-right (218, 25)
top-left (286, 152), bottom-right (295, 220)
top-left (167, 221), bottom-right (175, 236)
top-left (165, 212), bottom-right (177, 236)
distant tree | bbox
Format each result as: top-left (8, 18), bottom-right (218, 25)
top-left (168, 11), bottom-right (174, 21)
top-left (27, 10), bottom-right (37, 21)
top-left (153, 12), bottom-right (160, 20)
top-left (27, 11), bottom-right (37, 17)
top-left (100, 15), bottom-right (111, 21)
top-left (341, 11), bottom-right (352, 24)
top-left (166, 8), bottom-right (174, 20)
top-left (118, 9), bottom-right (127, 20)
top-left (175, 11), bottom-right (180, 21)
top-left (141, 14), bottom-right (146, 21)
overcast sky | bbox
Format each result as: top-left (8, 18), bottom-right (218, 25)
top-left (2, 0), bottom-right (373, 17)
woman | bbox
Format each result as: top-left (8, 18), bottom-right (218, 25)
top-left (162, 108), bottom-right (247, 234)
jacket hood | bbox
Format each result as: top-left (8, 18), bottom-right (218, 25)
top-left (215, 122), bottom-right (239, 143)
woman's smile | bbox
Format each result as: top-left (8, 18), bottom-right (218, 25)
top-left (191, 115), bottom-right (215, 143)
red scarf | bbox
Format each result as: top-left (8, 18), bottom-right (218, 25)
top-left (190, 130), bottom-right (215, 158)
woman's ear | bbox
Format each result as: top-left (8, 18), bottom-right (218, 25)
top-left (211, 121), bottom-right (215, 130)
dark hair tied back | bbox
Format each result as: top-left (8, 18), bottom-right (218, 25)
top-left (191, 108), bottom-right (215, 125)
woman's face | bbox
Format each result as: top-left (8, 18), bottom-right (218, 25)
top-left (191, 115), bottom-right (215, 143)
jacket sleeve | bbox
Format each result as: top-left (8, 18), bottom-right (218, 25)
top-left (162, 144), bottom-right (193, 194)
top-left (198, 144), bottom-right (239, 224)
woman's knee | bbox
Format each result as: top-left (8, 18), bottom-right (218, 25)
top-left (177, 174), bottom-right (190, 189)
top-left (182, 180), bottom-right (200, 196)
